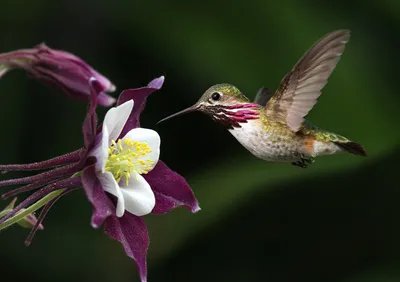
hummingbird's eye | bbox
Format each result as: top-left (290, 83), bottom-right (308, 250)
top-left (211, 92), bottom-right (221, 101)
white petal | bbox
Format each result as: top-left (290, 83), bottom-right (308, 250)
top-left (89, 126), bottom-right (109, 172)
top-left (120, 173), bottom-right (155, 216)
top-left (97, 171), bottom-right (125, 217)
top-left (102, 100), bottom-right (133, 144)
top-left (122, 128), bottom-right (161, 170)
top-left (99, 126), bottom-right (109, 173)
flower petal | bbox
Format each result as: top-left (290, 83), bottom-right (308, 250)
top-left (147, 76), bottom-right (165, 89)
top-left (97, 171), bottom-right (125, 217)
top-left (122, 128), bottom-right (160, 171)
top-left (100, 127), bottom-right (110, 172)
top-left (120, 174), bottom-right (155, 216)
top-left (102, 100), bottom-right (133, 144)
top-left (98, 92), bottom-right (116, 107)
top-left (104, 213), bottom-right (149, 282)
top-left (144, 161), bottom-right (200, 214)
top-left (90, 68), bottom-right (116, 93)
top-left (81, 164), bottom-right (115, 228)
top-left (117, 76), bottom-right (164, 136)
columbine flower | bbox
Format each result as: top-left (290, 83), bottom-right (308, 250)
top-left (89, 100), bottom-right (159, 217)
top-left (0, 76), bottom-right (199, 282)
top-left (0, 43), bottom-right (116, 106)
top-left (81, 76), bottom-right (200, 282)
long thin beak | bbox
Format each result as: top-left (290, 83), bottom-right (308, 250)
top-left (157, 105), bottom-right (199, 124)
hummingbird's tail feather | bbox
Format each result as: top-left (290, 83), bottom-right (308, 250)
top-left (308, 129), bottom-right (367, 157)
top-left (333, 140), bottom-right (367, 156)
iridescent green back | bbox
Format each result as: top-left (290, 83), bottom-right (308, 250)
top-left (300, 120), bottom-right (349, 142)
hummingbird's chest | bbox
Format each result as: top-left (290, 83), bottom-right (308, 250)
top-left (228, 119), bottom-right (303, 162)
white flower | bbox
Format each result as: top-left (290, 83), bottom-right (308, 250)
top-left (90, 100), bottom-right (160, 217)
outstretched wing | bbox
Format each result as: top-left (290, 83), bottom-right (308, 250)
top-left (264, 30), bottom-right (350, 132)
top-left (253, 87), bottom-right (273, 106)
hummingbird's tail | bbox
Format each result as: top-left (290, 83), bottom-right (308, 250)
top-left (332, 140), bottom-right (367, 156)
top-left (308, 128), bottom-right (367, 157)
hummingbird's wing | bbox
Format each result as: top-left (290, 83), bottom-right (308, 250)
top-left (254, 87), bottom-right (273, 106)
top-left (264, 30), bottom-right (350, 132)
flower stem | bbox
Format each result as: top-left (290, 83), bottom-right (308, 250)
top-left (0, 209), bottom-right (12, 219)
top-left (0, 189), bottom-right (64, 231)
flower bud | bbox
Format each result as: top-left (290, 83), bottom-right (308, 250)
top-left (0, 43), bottom-right (116, 106)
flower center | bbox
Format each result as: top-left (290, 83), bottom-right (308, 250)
top-left (105, 138), bottom-right (154, 186)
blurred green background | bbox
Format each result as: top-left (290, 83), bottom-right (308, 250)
top-left (0, 0), bottom-right (399, 281)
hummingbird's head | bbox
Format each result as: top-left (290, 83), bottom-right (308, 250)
top-left (158, 84), bottom-right (261, 128)
top-left (196, 83), bottom-right (249, 106)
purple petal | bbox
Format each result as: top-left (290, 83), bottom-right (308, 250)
top-left (144, 161), bottom-right (200, 214)
top-left (104, 213), bottom-right (149, 282)
top-left (116, 76), bottom-right (164, 136)
top-left (147, 76), bottom-right (165, 89)
top-left (81, 164), bottom-right (115, 228)
top-left (97, 92), bottom-right (117, 107)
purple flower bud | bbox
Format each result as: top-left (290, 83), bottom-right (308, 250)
top-left (0, 43), bottom-right (116, 107)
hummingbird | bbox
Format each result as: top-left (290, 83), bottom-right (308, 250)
top-left (158, 30), bottom-right (367, 168)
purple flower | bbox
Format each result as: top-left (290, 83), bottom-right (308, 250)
top-left (0, 76), bottom-right (199, 282)
top-left (0, 43), bottom-right (116, 106)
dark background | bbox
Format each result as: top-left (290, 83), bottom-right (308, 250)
top-left (0, 1), bottom-right (399, 281)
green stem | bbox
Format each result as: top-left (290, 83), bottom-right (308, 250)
top-left (0, 209), bottom-right (12, 219)
top-left (0, 189), bottom-right (65, 231)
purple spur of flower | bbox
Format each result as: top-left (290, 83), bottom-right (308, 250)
top-left (0, 75), bottom-right (200, 282)
top-left (0, 43), bottom-right (116, 107)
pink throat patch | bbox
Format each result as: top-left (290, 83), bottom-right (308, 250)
top-left (224, 103), bottom-right (260, 123)
top-left (211, 103), bottom-right (260, 129)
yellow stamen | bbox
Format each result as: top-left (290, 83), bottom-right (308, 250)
top-left (105, 138), bottom-right (154, 186)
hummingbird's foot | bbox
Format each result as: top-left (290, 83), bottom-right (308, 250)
top-left (291, 157), bottom-right (315, 168)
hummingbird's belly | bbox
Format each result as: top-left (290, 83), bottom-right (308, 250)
top-left (228, 120), bottom-right (303, 162)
